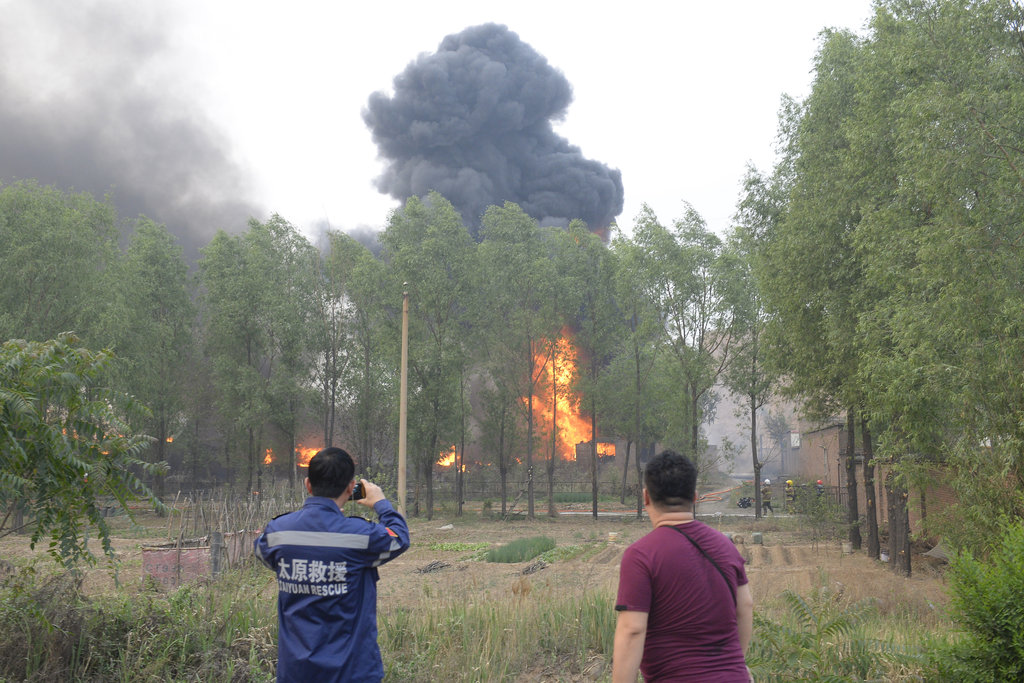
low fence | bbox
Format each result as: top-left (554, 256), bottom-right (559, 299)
top-left (141, 487), bottom-right (301, 589)
top-left (142, 529), bottom-right (260, 589)
top-left (429, 479), bottom-right (631, 501)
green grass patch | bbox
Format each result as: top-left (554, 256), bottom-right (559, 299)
top-left (424, 542), bottom-right (490, 553)
top-left (485, 536), bottom-right (555, 563)
top-left (540, 540), bottom-right (589, 565)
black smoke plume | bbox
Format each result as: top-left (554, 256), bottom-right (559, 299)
top-left (363, 23), bottom-right (623, 232)
top-left (0, 2), bottom-right (261, 260)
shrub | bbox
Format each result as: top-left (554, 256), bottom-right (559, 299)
top-left (0, 562), bottom-right (276, 681)
top-left (748, 582), bottom-right (922, 681)
top-left (485, 536), bottom-right (555, 563)
top-left (930, 519), bottom-right (1024, 682)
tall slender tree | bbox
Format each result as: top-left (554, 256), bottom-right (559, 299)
top-left (553, 221), bottom-right (622, 517)
top-left (380, 193), bottom-right (475, 519)
top-left (105, 218), bottom-right (194, 497)
top-left (477, 202), bottom-right (559, 518)
top-left (759, 30), bottom-right (871, 551)
top-left (200, 215), bottom-right (317, 493)
top-left (608, 211), bottom-right (674, 516)
top-left (323, 232), bottom-right (394, 474)
top-left (626, 203), bottom-right (738, 464)
top-left (722, 219), bottom-right (778, 518)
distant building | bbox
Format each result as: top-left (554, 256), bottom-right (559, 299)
top-left (786, 417), bottom-right (955, 541)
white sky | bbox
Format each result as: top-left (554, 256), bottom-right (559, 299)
top-left (175, 0), bottom-right (874, 237)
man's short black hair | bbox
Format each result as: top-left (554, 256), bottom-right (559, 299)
top-left (307, 447), bottom-right (355, 498)
top-left (644, 450), bottom-right (697, 509)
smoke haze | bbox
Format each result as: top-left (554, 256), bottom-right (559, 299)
top-left (0, 1), bottom-right (262, 258)
top-left (363, 23), bottom-right (624, 232)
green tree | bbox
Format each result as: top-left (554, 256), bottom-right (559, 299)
top-left (759, 29), bottom-right (872, 552)
top-left (559, 222), bottom-right (624, 518)
top-left (322, 232), bottom-right (395, 474)
top-left (723, 220), bottom-right (778, 519)
top-left (265, 224), bottom-right (319, 489)
top-left (380, 193), bottom-right (475, 519)
top-left (0, 181), bottom-right (121, 346)
top-left (103, 218), bottom-right (194, 497)
top-left (608, 211), bottom-right (674, 516)
top-left (535, 224), bottom-right (594, 517)
top-left (851, 0), bottom-right (1024, 564)
top-left (0, 334), bottom-right (164, 566)
top-left (200, 215), bottom-right (317, 493)
top-left (477, 202), bottom-right (560, 518)
top-left (626, 203), bottom-right (738, 464)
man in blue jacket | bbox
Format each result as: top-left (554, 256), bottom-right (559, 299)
top-left (255, 447), bottom-right (410, 682)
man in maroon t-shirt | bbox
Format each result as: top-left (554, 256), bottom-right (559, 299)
top-left (613, 450), bottom-right (754, 682)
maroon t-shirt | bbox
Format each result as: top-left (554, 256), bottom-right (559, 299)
top-left (616, 521), bottom-right (749, 682)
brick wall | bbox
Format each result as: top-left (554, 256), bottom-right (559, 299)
top-left (787, 421), bottom-right (956, 540)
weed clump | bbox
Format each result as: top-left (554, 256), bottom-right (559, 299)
top-left (485, 536), bottom-right (555, 563)
top-left (748, 580), bottom-right (926, 681)
top-left (0, 562), bottom-right (277, 681)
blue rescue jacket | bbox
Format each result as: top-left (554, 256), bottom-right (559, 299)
top-left (254, 496), bottom-right (410, 682)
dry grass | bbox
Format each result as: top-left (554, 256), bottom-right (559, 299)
top-left (0, 500), bottom-right (956, 681)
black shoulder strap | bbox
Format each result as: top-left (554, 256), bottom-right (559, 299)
top-left (669, 524), bottom-right (736, 606)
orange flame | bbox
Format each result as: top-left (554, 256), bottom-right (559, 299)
top-left (166, 436), bottom-right (174, 443)
top-left (528, 331), bottom-right (591, 461)
top-left (437, 446), bottom-right (456, 467)
top-left (264, 448), bottom-right (273, 465)
top-left (295, 444), bottom-right (318, 468)
top-left (598, 443), bottom-right (615, 457)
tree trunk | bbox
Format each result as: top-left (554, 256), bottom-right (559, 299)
top-left (412, 453), bottom-right (421, 517)
top-left (222, 438), bottom-right (230, 486)
top-left (255, 427), bottom-right (264, 505)
top-left (191, 418), bottom-right (200, 485)
top-left (498, 408), bottom-right (508, 517)
top-left (457, 376), bottom-right (465, 517)
top-left (426, 435), bottom-right (436, 521)
top-left (844, 409), bottom-right (861, 549)
top-left (287, 428), bottom-right (296, 488)
top-left (361, 345), bottom-right (373, 459)
top-left (750, 397), bottom-right (761, 519)
top-left (635, 442), bottom-right (648, 519)
top-left (620, 437), bottom-right (632, 505)
top-left (527, 376), bottom-right (535, 519)
top-left (247, 426), bottom-right (255, 495)
top-left (690, 385), bottom-right (701, 459)
top-left (547, 457), bottom-right (556, 517)
top-left (633, 340), bottom-right (644, 518)
top-left (155, 416), bottom-right (167, 499)
top-left (862, 415), bottom-right (879, 559)
top-left (590, 402), bottom-right (598, 519)
top-left (548, 349), bottom-right (558, 518)
top-left (886, 472), bottom-right (912, 577)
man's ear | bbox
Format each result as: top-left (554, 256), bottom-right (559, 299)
top-left (304, 477), bottom-right (313, 495)
top-left (642, 488), bottom-right (651, 507)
